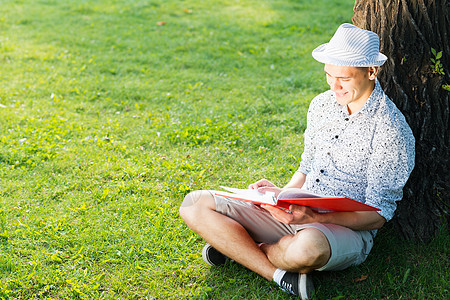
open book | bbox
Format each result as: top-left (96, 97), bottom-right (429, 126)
top-left (214, 186), bottom-right (380, 212)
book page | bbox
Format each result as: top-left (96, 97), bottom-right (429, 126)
top-left (219, 186), bottom-right (276, 205)
top-left (277, 188), bottom-right (326, 200)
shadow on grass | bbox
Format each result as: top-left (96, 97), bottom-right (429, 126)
top-left (190, 223), bottom-right (448, 299)
top-left (313, 222), bottom-right (449, 299)
top-left (192, 261), bottom-right (291, 300)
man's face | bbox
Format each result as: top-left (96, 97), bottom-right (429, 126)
top-left (324, 64), bottom-right (377, 113)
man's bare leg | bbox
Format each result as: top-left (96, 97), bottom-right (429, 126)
top-left (180, 190), bottom-right (331, 279)
top-left (179, 190), bottom-right (277, 280)
top-left (260, 228), bottom-right (331, 273)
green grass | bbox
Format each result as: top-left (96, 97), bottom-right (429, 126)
top-left (0, 0), bottom-right (448, 299)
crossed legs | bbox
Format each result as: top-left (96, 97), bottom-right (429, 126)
top-left (179, 190), bottom-right (331, 280)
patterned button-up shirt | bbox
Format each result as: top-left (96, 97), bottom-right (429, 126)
top-left (298, 80), bottom-right (415, 222)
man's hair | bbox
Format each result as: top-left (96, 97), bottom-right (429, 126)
top-left (357, 67), bottom-right (370, 72)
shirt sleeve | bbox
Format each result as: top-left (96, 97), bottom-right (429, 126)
top-left (298, 94), bottom-right (322, 175)
top-left (298, 125), bottom-right (313, 174)
top-left (365, 118), bottom-right (415, 221)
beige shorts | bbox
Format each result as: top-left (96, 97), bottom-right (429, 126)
top-left (213, 192), bottom-right (374, 271)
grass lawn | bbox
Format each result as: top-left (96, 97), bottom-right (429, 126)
top-left (0, 0), bottom-right (448, 299)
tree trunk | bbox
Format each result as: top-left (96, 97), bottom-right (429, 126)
top-left (353, 0), bottom-right (449, 241)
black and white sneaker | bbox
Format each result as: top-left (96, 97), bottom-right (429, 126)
top-left (202, 244), bottom-right (228, 266)
top-left (279, 272), bottom-right (314, 299)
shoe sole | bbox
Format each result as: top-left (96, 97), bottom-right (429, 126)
top-left (202, 244), bottom-right (226, 266)
top-left (299, 273), bottom-right (314, 299)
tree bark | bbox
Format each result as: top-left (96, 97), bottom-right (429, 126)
top-left (353, 0), bottom-right (449, 241)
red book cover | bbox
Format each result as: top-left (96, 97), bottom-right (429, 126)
top-left (214, 187), bottom-right (380, 212)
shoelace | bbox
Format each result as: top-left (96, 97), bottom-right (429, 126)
top-left (281, 281), bottom-right (294, 294)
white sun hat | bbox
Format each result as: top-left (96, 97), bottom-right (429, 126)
top-left (312, 23), bottom-right (387, 67)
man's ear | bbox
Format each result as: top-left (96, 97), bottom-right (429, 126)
top-left (368, 67), bottom-right (378, 80)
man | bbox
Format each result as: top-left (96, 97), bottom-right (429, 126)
top-left (179, 23), bottom-right (415, 299)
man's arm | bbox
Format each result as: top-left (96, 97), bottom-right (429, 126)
top-left (317, 210), bottom-right (385, 230)
top-left (283, 171), bottom-right (307, 189)
top-left (262, 204), bottom-right (386, 231)
top-left (250, 172), bottom-right (307, 196)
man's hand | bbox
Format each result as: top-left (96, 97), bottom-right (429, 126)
top-left (248, 179), bottom-right (282, 198)
top-left (261, 204), bottom-right (318, 225)
top-left (248, 178), bottom-right (277, 189)
top-left (262, 204), bottom-right (386, 230)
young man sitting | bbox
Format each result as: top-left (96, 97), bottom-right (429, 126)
top-left (179, 23), bottom-right (415, 299)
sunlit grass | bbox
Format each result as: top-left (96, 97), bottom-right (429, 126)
top-left (0, 0), bottom-right (447, 299)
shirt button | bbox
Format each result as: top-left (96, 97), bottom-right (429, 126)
top-left (316, 179), bottom-right (320, 182)
top-left (345, 118), bottom-right (349, 121)
top-left (335, 135), bottom-right (339, 139)
top-left (320, 169), bottom-right (325, 173)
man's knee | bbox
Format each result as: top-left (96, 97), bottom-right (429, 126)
top-left (179, 190), bottom-right (215, 223)
top-left (284, 228), bottom-right (331, 271)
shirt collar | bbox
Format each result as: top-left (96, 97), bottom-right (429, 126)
top-left (356, 80), bottom-right (384, 117)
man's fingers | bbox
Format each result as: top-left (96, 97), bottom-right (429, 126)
top-left (249, 178), bottom-right (277, 190)
top-left (261, 204), bottom-right (293, 224)
top-left (257, 186), bottom-right (282, 197)
top-left (257, 187), bottom-right (269, 193)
